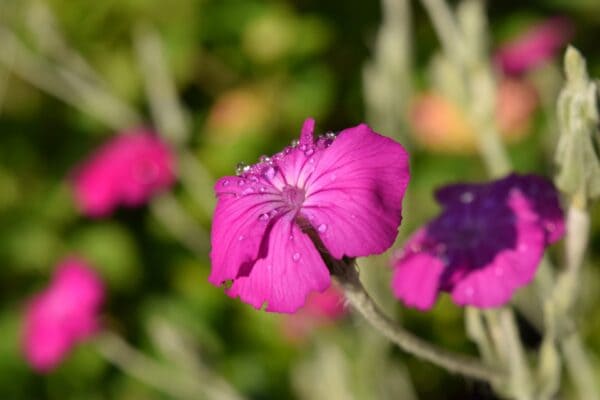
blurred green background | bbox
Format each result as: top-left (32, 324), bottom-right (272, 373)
top-left (1, 0), bottom-right (600, 399)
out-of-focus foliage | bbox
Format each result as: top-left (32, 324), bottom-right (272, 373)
top-left (1, 0), bottom-right (600, 399)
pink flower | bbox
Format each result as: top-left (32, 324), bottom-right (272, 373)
top-left (494, 17), bottom-right (574, 76)
top-left (281, 285), bottom-right (347, 342)
top-left (392, 174), bottom-right (564, 310)
top-left (209, 118), bottom-right (410, 313)
top-left (72, 128), bottom-right (176, 217)
top-left (23, 257), bottom-right (105, 372)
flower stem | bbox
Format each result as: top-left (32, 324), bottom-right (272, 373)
top-left (95, 331), bottom-right (245, 400)
top-left (331, 258), bottom-right (504, 384)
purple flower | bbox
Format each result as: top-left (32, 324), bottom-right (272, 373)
top-left (72, 128), bottom-right (176, 217)
top-left (392, 174), bottom-right (564, 310)
top-left (23, 257), bottom-right (105, 372)
top-left (209, 118), bottom-right (410, 313)
top-left (494, 17), bottom-right (574, 76)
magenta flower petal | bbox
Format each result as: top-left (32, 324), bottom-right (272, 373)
top-left (226, 216), bottom-right (330, 313)
top-left (496, 174), bottom-right (565, 243)
top-left (208, 176), bottom-right (280, 285)
top-left (23, 257), bottom-right (105, 372)
top-left (210, 118), bottom-right (410, 313)
top-left (494, 17), bottom-right (574, 76)
top-left (303, 124), bottom-right (410, 259)
top-left (391, 249), bottom-right (446, 311)
top-left (449, 191), bottom-right (545, 307)
top-left (392, 173), bottom-right (563, 310)
top-left (72, 128), bottom-right (176, 217)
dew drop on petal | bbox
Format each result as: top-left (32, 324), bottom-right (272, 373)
top-left (238, 235), bottom-right (245, 241)
top-left (291, 139), bottom-right (299, 147)
top-left (305, 148), bottom-right (314, 156)
top-left (317, 224), bottom-right (328, 233)
top-left (222, 180), bottom-right (230, 187)
top-left (518, 243), bottom-right (528, 252)
top-left (264, 166), bottom-right (276, 180)
top-left (326, 132), bottom-right (336, 139)
top-left (238, 179), bottom-right (246, 186)
top-left (259, 155), bottom-right (271, 163)
top-left (292, 252), bottom-right (301, 262)
top-left (460, 191), bottom-right (474, 204)
top-left (258, 213), bottom-right (269, 222)
top-left (235, 162), bottom-right (247, 176)
top-left (288, 234), bottom-right (294, 240)
top-left (242, 187), bottom-right (254, 195)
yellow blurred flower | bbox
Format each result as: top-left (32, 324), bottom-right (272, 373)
top-left (205, 87), bottom-right (272, 142)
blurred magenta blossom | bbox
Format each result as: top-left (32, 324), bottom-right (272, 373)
top-left (392, 174), bottom-right (564, 310)
top-left (72, 128), bottom-right (176, 217)
top-left (494, 17), bottom-right (574, 76)
top-left (209, 118), bottom-right (409, 313)
top-left (281, 285), bottom-right (347, 342)
top-left (23, 257), bottom-right (105, 372)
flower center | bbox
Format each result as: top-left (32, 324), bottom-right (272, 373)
top-left (281, 185), bottom-right (306, 211)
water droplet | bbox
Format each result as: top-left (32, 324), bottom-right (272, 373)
top-left (222, 180), bottom-right (230, 187)
top-left (326, 132), bottom-right (336, 139)
top-left (259, 155), bottom-right (271, 163)
top-left (242, 187), bottom-right (254, 195)
top-left (238, 235), bottom-right (245, 241)
top-left (236, 162), bottom-right (248, 176)
top-left (329, 173), bottom-right (337, 181)
top-left (259, 186), bottom-right (267, 193)
top-left (308, 157), bottom-right (315, 164)
top-left (460, 191), bottom-right (474, 204)
top-left (258, 213), bottom-right (269, 222)
top-left (317, 224), bottom-right (328, 233)
top-left (305, 148), bottom-right (314, 156)
top-left (288, 234), bottom-right (294, 240)
top-left (264, 166), bottom-right (276, 180)
top-left (518, 243), bottom-right (528, 252)
top-left (269, 209), bottom-right (279, 217)
top-left (292, 252), bottom-right (301, 262)
top-left (291, 139), bottom-right (299, 147)
top-left (410, 243), bottom-right (422, 252)
top-left (299, 144), bottom-right (308, 151)
top-left (238, 179), bottom-right (246, 186)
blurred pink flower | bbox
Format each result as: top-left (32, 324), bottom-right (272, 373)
top-left (409, 78), bottom-right (539, 154)
top-left (392, 174), bottom-right (564, 310)
top-left (281, 285), bottom-right (347, 343)
top-left (209, 118), bottom-right (410, 313)
top-left (72, 128), bottom-right (176, 217)
top-left (495, 17), bottom-right (574, 76)
top-left (23, 257), bottom-right (105, 372)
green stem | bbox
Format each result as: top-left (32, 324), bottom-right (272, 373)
top-left (95, 331), bottom-right (244, 400)
top-left (332, 259), bottom-right (504, 384)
